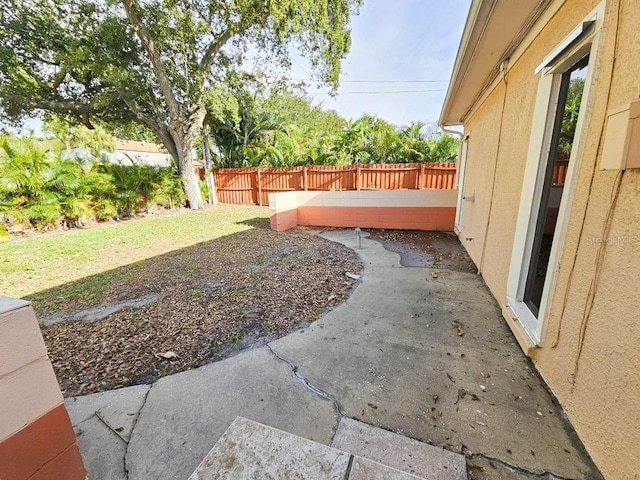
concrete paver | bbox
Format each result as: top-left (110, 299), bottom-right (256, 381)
top-left (332, 417), bottom-right (466, 480)
top-left (189, 417), bottom-right (350, 479)
top-left (349, 457), bottom-right (422, 480)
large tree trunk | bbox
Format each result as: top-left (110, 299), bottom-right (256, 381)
top-left (176, 137), bottom-right (206, 209)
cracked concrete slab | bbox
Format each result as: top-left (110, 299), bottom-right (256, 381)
top-left (65, 384), bottom-right (151, 442)
top-left (64, 385), bottom-right (151, 479)
top-left (332, 417), bottom-right (466, 480)
top-left (67, 228), bottom-right (601, 480)
top-left (269, 230), bottom-right (601, 480)
top-left (125, 347), bottom-right (339, 480)
top-left (72, 415), bottom-right (128, 480)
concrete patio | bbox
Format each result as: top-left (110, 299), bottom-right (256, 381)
top-left (64, 230), bottom-right (602, 479)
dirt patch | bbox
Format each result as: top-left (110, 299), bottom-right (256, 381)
top-left (368, 230), bottom-right (477, 273)
top-left (41, 221), bottom-right (362, 397)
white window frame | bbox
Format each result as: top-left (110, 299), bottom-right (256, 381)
top-left (455, 135), bottom-right (470, 231)
top-left (505, 3), bottom-right (604, 346)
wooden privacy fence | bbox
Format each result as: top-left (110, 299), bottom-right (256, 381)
top-left (552, 158), bottom-right (569, 186)
top-left (214, 162), bottom-right (458, 205)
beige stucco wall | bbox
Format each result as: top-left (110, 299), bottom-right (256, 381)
top-left (456, 0), bottom-right (640, 478)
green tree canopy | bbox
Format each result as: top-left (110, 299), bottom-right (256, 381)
top-left (0, 0), bottom-right (362, 207)
top-left (205, 90), bottom-right (459, 168)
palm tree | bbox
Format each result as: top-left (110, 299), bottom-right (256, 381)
top-left (558, 78), bottom-right (585, 157)
top-left (0, 136), bottom-right (88, 228)
top-left (428, 133), bottom-right (459, 163)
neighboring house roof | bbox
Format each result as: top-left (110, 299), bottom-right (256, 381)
top-left (113, 139), bottom-right (168, 153)
top-left (439, 0), bottom-right (554, 126)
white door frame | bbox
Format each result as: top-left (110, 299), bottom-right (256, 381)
top-left (505, 4), bottom-right (604, 346)
top-left (455, 135), bottom-right (470, 232)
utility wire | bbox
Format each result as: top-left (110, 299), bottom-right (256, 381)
top-left (290, 57), bottom-right (355, 117)
top-left (293, 78), bottom-right (449, 83)
top-left (307, 89), bottom-right (447, 95)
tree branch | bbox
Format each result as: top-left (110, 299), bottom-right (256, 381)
top-left (22, 96), bottom-right (104, 116)
top-left (199, 30), bottom-right (233, 74)
top-left (46, 69), bottom-right (68, 91)
top-left (118, 92), bottom-right (179, 161)
top-left (120, 0), bottom-right (181, 124)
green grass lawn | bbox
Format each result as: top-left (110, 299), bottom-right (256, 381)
top-left (0, 205), bottom-right (269, 308)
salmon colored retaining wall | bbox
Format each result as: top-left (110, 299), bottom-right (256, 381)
top-left (269, 190), bottom-right (457, 232)
top-left (0, 297), bottom-right (86, 480)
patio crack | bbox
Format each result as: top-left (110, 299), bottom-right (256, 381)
top-left (467, 452), bottom-right (577, 480)
top-left (267, 343), bottom-right (345, 419)
top-left (122, 383), bottom-right (154, 480)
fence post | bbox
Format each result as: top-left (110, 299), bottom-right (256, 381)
top-left (257, 168), bottom-right (263, 206)
top-left (303, 166), bottom-right (308, 191)
top-left (356, 164), bottom-right (361, 191)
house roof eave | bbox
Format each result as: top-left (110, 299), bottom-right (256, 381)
top-left (439, 0), bottom-right (554, 127)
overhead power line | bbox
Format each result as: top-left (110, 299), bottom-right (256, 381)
top-left (290, 57), bottom-right (355, 116)
top-left (308, 89), bottom-right (447, 95)
top-left (293, 78), bottom-right (449, 83)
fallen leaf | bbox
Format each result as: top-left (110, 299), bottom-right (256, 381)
top-left (452, 321), bottom-right (465, 336)
top-left (155, 351), bottom-right (178, 359)
top-left (455, 388), bottom-right (480, 404)
top-left (431, 271), bottom-right (439, 279)
top-left (114, 426), bottom-right (124, 432)
top-left (367, 403), bottom-right (378, 409)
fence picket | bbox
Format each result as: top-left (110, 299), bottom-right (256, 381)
top-left (214, 162), bottom-right (457, 205)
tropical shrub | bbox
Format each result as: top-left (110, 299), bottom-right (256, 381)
top-left (0, 136), bottom-right (186, 230)
top-left (207, 93), bottom-right (459, 168)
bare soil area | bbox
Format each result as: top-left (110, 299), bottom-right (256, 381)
top-left (368, 230), bottom-right (477, 273)
top-left (40, 219), bottom-right (362, 397)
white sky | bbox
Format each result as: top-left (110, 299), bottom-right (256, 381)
top-left (9, 0), bottom-right (471, 135)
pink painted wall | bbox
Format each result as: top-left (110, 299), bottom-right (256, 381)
top-left (0, 297), bottom-right (86, 480)
top-left (269, 190), bottom-right (458, 232)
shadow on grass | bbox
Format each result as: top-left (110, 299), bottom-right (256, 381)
top-left (236, 216), bottom-right (271, 229)
top-left (32, 219), bottom-right (362, 397)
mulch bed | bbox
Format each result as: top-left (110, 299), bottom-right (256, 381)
top-left (42, 221), bottom-right (362, 397)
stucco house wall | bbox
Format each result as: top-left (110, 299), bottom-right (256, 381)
top-left (452, 0), bottom-right (640, 478)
